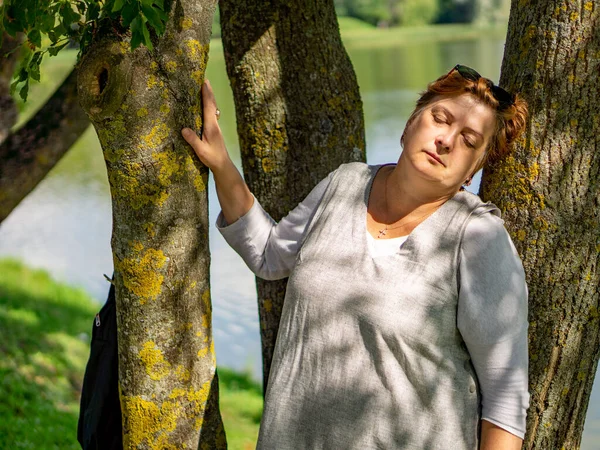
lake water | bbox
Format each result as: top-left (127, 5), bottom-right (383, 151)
top-left (1, 32), bottom-right (598, 447)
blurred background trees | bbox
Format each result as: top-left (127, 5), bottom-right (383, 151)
top-left (332, 0), bottom-right (510, 27)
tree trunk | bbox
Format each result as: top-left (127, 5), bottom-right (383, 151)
top-left (220, 0), bottom-right (365, 389)
top-left (0, 69), bottom-right (90, 224)
top-left (480, 1), bottom-right (600, 448)
top-left (76, 1), bottom-right (226, 447)
top-left (0, 31), bottom-right (22, 143)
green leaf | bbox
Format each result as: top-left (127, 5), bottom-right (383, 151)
top-left (121, 2), bottom-right (139, 27)
top-left (25, 0), bottom-right (36, 26)
top-left (59, 3), bottom-right (81, 28)
top-left (27, 51), bottom-right (42, 81)
top-left (141, 17), bottom-right (153, 51)
top-left (27, 28), bottom-right (42, 47)
top-left (3, 6), bottom-right (25, 36)
top-left (48, 23), bottom-right (67, 44)
top-left (75, 1), bottom-right (87, 14)
top-left (39, 12), bottom-right (56, 33)
top-left (86, 3), bottom-right (100, 22)
top-left (19, 80), bottom-right (29, 101)
top-left (10, 4), bottom-right (28, 31)
top-left (130, 15), bottom-right (144, 50)
top-left (16, 67), bottom-right (28, 82)
top-left (10, 79), bottom-right (19, 95)
top-left (48, 42), bottom-right (68, 56)
top-left (153, 0), bottom-right (165, 10)
top-left (29, 64), bottom-right (40, 82)
top-left (112, 0), bottom-right (126, 13)
top-left (141, 4), bottom-right (165, 34)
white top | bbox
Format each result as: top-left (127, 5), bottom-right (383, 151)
top-left (217, 172), bottom-right (530, 438)
top-left (366, 232), bottom-right (409, 257)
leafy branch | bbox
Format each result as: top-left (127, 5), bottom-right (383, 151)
top-left (0, 0), bottom-right (168, 100)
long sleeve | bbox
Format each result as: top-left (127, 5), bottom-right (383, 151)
top-left (457, 213), bottom-right (530, 439)
top-left (216, 174), bottom-right (332, 280)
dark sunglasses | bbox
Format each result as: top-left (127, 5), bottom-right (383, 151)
top-left (451, 64), bottom-right (515, 109)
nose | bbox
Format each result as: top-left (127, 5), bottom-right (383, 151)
top-left (435, 133), bottom-right (454, 153)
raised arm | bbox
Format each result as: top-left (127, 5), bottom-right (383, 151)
top-left (181, 80), bottom-right (332, 280)
top-left (181, 80), bottom-right (253, 225)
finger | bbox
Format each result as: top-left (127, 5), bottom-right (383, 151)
top-left (202, 80), bottom-right (219, 127)
top-left (181, 128), bottom-right (204, 153)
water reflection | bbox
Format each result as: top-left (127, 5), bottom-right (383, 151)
top-left (0, 33), bottom-right (597, 447)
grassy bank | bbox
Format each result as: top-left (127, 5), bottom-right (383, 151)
top-left (0, 259), bottom-right (262, 449)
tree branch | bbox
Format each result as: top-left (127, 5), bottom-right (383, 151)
top-left (0, 68), bottom-right (90, 223)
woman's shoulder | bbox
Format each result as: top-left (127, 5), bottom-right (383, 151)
top-left (334, 161), bottom-right (371, 174)
top-left (325, 161), bottom-right (377, 185)
top-left (454, 190), bottom-right (502, 219)
top-left (463, 210), bottom-right (522, 264)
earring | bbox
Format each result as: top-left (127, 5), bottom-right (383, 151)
top-left (464, 177), bottom-right (472, 186)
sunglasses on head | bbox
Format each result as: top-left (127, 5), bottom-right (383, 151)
top-left (451, 64), bottom-right (515, 109)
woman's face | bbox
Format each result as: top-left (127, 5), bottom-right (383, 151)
top-left (401, 94), bottom-right (496, 191)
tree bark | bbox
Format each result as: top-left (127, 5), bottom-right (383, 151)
top-left (0, 31), bottom-right (22, 143)
top-left (76, 1), bottom-right (226, 448)
top-left (480, 1), bottom-right (600, 448)
top-left (220, 0), bottom-right (365, 389)
top-left (0, 69), bottom-right (90, 224)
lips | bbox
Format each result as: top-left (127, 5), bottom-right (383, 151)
top-left (424, 151), bottom-right (445, 167)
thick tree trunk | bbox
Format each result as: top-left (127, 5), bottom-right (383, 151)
top-left (220, 0), bottom-right (365, 389)
top-left (0, 69), bottom-right (90, 224)
top-left (0, 32), bottom-right (22, 143)
top-left (480, 1), bottom-right (600, 448)
top-left (77, 1), bottom-right (226, 448)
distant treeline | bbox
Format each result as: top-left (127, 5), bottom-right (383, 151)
top-left (333, 0), bottom-right (510, 27)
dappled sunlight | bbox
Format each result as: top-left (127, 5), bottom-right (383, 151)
top-left (257, 166), bottom-right (495, 447)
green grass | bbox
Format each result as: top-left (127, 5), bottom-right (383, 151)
top-left (0, 259), bottom-right (262, 449)
top-left (337, 16), bottom-right (377, 31)
top-left (338, 21), bottom-right (508, 48)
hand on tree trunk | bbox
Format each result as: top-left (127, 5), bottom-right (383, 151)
top-left (182, 80), bottom-right (231, 174)
top-left (182, 80), bottom-right (253, 226)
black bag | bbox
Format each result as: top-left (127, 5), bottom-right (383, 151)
top-left (77, 283), bottom-right (123, 449)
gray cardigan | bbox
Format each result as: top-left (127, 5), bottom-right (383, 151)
top-left (218, 163), bottom-right (529, 448)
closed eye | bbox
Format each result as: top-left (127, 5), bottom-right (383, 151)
top-left (463, 135), bottom-right (476, 148)
top-left (432, 113), bottom-right (447, 124)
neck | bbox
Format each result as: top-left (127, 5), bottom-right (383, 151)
top-left (386, 158), bottom-right (456, 219)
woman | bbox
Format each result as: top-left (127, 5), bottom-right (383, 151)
top-left (182, 65), bottom-right (530, 450)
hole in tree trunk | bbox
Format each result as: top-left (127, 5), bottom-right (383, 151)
top-left (97, 66), bottom-right (109, 95)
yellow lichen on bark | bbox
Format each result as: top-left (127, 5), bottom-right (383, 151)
top-left (144, 222), bottom-right (157, 238)
top-left (191, 70), bottom-right (203, 85)
top-left (197, 341), bottom-right (214, 359)
top-left (147, 74), bottom-right (159, 89)
top-left (485, 155), bottom-right (543, 211)
top-left (139, 341), bottom-right (172, 380)
top-left (115, 242), bottom-right (167, 303)
top-left (165, 61), bottom-right (178, 72)
top-left (154, 147), bottom-right (181, 186)
top-left (121, 395), bottom-right (180, 450)
top-left (175, 365), bottom-right (191, 382)
top-left (142, 122), bottom-right (170, 150)
top-left (181, 17), bottom-right (193, 30)
top-left (185, 39), bottom-right (207, 59)
top-left (262, 157), bottom-right (276, 173)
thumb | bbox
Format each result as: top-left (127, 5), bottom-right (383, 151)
top-left (182, 127), bottom-right (198, 142)
top-left (181, 127), bottom-right (206, 157)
